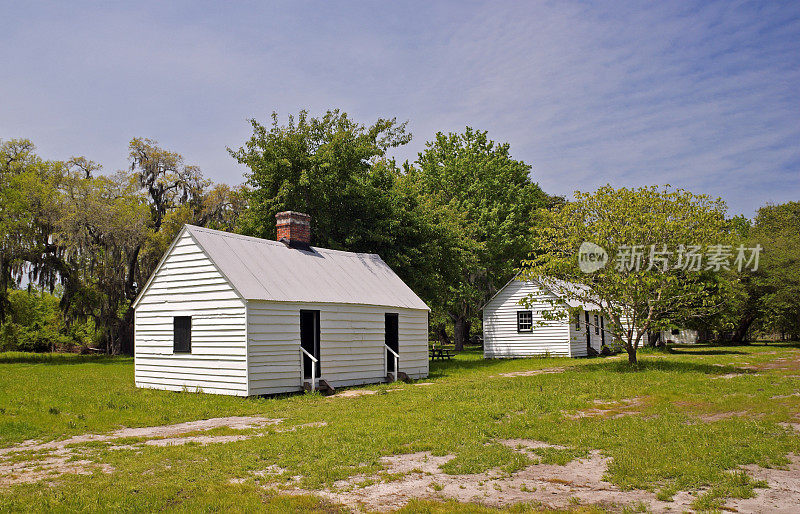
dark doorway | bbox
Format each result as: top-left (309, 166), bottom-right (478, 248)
top-left (585, 311), bottom-right (591, 350)
top-left (600, 316), bottom-right (605, 347)
top-left (300, 310), bottom-right (320, 378)
top-left (385, 313), bottom-right (399, 373)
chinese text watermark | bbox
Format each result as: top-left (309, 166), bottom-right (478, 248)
top-left (579, 243), bottom-right (761, 273)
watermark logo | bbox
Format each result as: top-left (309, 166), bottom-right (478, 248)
top-left (578, 241), bottom-right (609, 273)
top-left (578, 242), bottom-right (762, 274)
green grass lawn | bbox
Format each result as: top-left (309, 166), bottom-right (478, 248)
top-left (1, 344), bottom-right (799, 512)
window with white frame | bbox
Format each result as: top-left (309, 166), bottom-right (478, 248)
top-left (594, 314), bottom-right (600, 335)
top-left (517, 310), bottom-right (533, 332)
top-left (574, 312), bottom-right (581, 330)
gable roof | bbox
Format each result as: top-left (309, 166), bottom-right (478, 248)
top-left (482, 273), bottom-right (601, 311)
top-left (135, 225), bottom-right (429, 310)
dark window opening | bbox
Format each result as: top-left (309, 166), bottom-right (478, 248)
top-left (671, 328), bottom-right (680, 335)
top-left (575, 312), bottom-right (581, 330)
top-left (517, 311), bottom-right (533, 332)
top-left (173, 316), bottom-right (192, 353)
top-left (300, 310), bottom-right (321, 378)
top-left (594, 314), bottom-right (600, 335)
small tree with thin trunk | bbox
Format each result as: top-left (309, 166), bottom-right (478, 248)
top-left (522, 185), bottom-right (734, 364)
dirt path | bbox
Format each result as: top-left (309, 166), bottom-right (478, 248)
top-left (493, 367), bottom-right (565, 378)
top-left (726, 454), bottom-right (800, 513)
top-left (0, 416), bottom-right (279, 457)
top-left (0, 416), bottom-right (304, 486)
top-left (285, 439), bottom-right (697, 512)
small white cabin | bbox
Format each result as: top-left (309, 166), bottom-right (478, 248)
top-left (660, 328), bottom-right (699, 345)
top-left (482, 277), bottom-right (615, 358)
top-left (132, 212), bottom-right (429, 396)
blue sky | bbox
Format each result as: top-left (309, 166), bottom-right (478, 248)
top-left (1, 1), bottom-right (798, 216)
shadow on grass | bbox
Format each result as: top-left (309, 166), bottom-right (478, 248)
top-left (667, 348), bottom-right (747, 356)
top-left (0, 352), bottom-right (130, 365)
top-left (428, 348), bottom-right (763, 379)
top-left (427, 349), bottom-right (567, 378)
top-left (577, 358), bottom-right (757, 376)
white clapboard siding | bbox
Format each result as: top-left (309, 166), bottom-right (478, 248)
top-left (247, 301), bottom-right (428, 394)
top-left (483, 280), bottom-right (571, 358)
top-left (134, 231), bottom-right (248, 396)
top-left (660, 328), bottom-right (698, 344)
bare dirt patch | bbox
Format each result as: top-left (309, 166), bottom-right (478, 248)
top-left (331, 389), bottom-right (378, 399)
top-left (726, 454), bottom-right (800, 513)
top-left (713, 372), bottom-right (751, 379)
top-left (0, 452), bottom-right (114, 486)
top-left (0, 416), bottom-right (327, 486)
top-left (694, 411), bottom-right (751, 423)
top-left (563, 397), bottom-right (647, 420)
top-left (771, 392), bottom-right (800, 399)
top-left (494, 367), bottom-right (565, 378)
top-left (284, 440), bottom-right (696, 512)
top-left (0, 416), bottom-right (279, 456)
top-left (749, 352), bottom-right (800, 373)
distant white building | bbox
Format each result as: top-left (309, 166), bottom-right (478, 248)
top-left (660, 328), bottom-right (699, 345)
top-left (482, 276), bottom-right (618, 358)
top-left (132, 212), bottom-right (429, 396)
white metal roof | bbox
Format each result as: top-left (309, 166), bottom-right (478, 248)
top-left (183, 225), bottom-right (429, 310)
top-left (482, 273), bottom-right (601, 311)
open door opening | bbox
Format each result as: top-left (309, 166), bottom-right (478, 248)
top-left (385, 313), bottom-right (399, 373)
top-left (300, 310), bottom-right (320, 379)
top-left (585, 311), bottom-right (591, 351)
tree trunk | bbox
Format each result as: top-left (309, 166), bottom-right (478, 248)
top-left (731, 312), bottom-right (756, 344)
top-left (453, 316), bottom-right (470, 351)
top-left (627, 346), bottom-right (638, 364)
top-left (648, 331), bottom-right (661, 347)
top-left (436, 323), bottom-right (451, 347)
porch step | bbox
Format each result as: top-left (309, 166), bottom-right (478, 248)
top-left (386, 371), bottom-right (411, 383)
top-left (303, 379), bottom-right (336, 394)
top-left (319, 379), bottom-right (335, 394)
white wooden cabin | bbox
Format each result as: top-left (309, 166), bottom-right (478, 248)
top-left (482, 277), bottom-right (615, 358)
top-left (132, 212), bottom-right (429, 396)
top-left (660, 328), bottom-right (699, 345)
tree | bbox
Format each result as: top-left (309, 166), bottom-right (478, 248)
top-left (0, 139), bottom-right (65, 322)
top-left (231, 110), bottom-right (477, 337)
top-left (56, 169), bottom-right (150, 353)
top-left (522, 185), bottom-right (732, 363)
top-left (747, 202), bottom-right (800, 340)
top-left (408, 128), bottom-right (549, 350)
top-left (229, 109), bottom-right (411, 248)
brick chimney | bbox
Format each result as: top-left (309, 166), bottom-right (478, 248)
top-left (276, 211), bottom-right (311, 248)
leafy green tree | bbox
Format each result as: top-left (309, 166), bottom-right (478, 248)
top-left (230, 109), bottom-right (411, 247)
top-left (56, 169), bottom-right (150, 353)
top-left (747, 202), bottom-right (800, 340)
top-left (523, 185), bottom-right (731, 363)
top-left (0, 139), bottom-right (65, 321)
top-left (408, 128), bottom-right (549, 350)
top-left (231, 110), bottom-right (475, 332)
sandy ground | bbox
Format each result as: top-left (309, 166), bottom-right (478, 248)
top-left (494, 367), bottom-right (565, 378)
top-left (285, 439), bottom-right (700, 512)
top-left (0, 416), bottom-right (279, 457)
top-left (564, 397), bottom-right (647, 420)
top-left (726, 454), bottom-right (800, 513)
top-left (0, 416), bottom-right (303, 486)
top-left (280, 439), bottom-right (800, 513)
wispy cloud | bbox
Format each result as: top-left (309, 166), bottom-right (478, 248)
top-left (1, 1), bottom-right (797, 215)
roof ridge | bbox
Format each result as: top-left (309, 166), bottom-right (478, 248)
top-left (184, 224), bottom-right (381, 259)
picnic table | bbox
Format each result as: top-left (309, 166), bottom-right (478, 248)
top-left (429, 345), bottom-right (455, 360)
